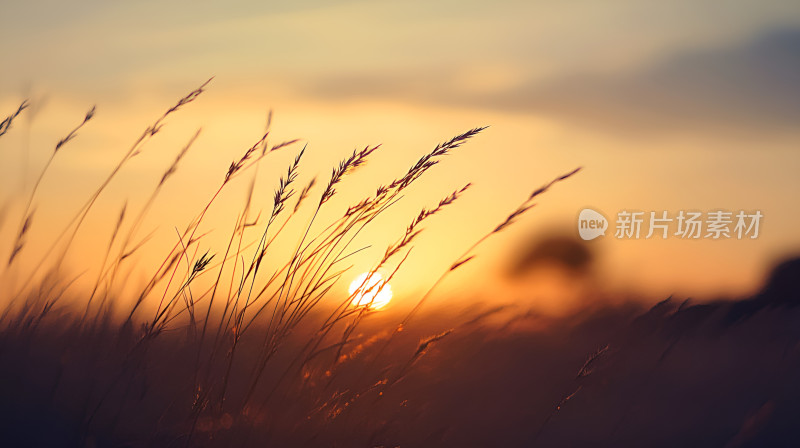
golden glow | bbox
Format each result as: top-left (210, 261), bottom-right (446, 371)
top-left (349, 272), bottom-right (392, 310)
top-left (0, 1), bottom-right (795, 304)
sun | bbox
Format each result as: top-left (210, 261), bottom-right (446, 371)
top-left (349, 272), bottom-right (392, 310)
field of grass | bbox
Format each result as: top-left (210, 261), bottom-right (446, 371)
top-left (1, 81), bottom-right (799, 447)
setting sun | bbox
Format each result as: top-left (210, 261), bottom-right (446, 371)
top-left (349, 272), bottom-right (393, 310)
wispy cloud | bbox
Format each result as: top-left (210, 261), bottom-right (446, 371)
top-left (306, 27), bottom-right (800, 136)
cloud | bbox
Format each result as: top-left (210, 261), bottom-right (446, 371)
top-left (306, 27), bottom-right (800, 136)
top-left (503, 27), bottom-right (800, 134)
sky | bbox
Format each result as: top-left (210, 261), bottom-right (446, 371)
top-left (1, 0), bottom-right (799, 311)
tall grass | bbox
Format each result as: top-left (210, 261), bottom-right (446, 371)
top-left (0, 81), bottom-right (579, 446)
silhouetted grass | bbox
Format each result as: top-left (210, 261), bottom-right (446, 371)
top-left (1, 82), bottom-right (799, 447)
top-left (0, 81), bottom-right (587, 447)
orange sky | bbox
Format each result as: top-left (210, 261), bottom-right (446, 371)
top-left (2, 1), bottom-right (800, 311)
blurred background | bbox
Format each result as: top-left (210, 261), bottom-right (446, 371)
top-left (1, 0), bottom-right (799, 313)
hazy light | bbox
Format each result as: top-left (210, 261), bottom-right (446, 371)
top-left (349, 272), bottom-right (392, 310)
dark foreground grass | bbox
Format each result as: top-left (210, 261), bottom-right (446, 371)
top-left (2, 279), bottom-right (800, 447)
